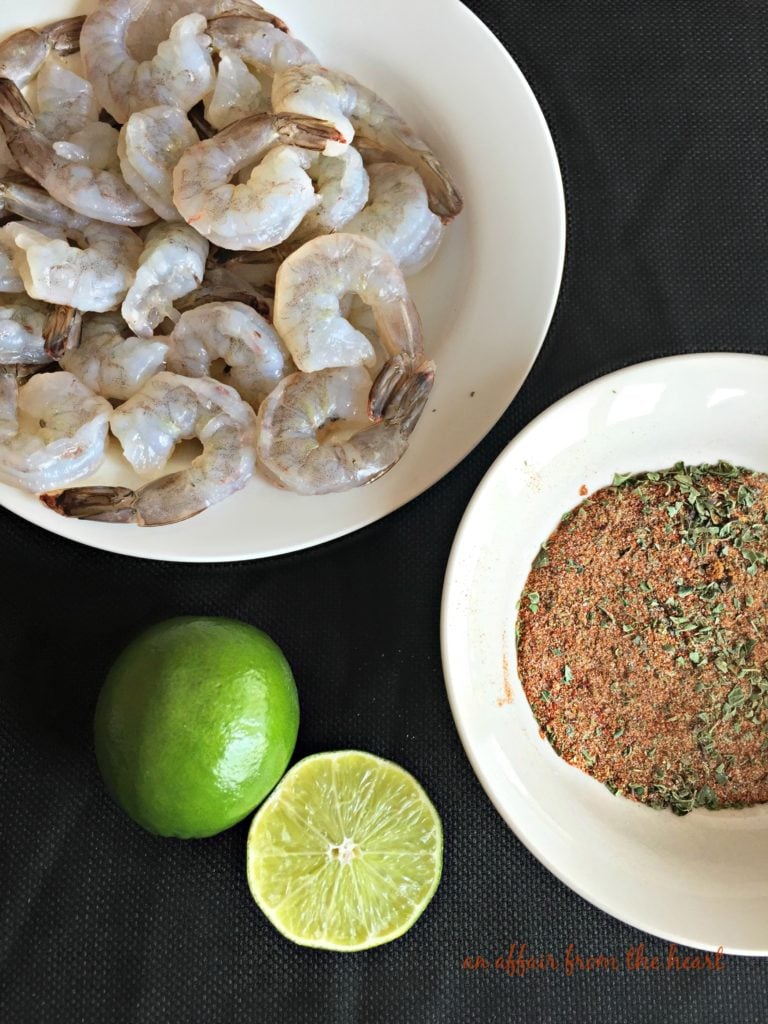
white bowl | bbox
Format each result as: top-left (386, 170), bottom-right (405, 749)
top-left (0, 0), bottom-right (565, 561)
top-left (442, 354), bottom-right (768, 955)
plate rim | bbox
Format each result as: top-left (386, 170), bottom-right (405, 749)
top-left (441, 350), bottom-right (768, 956)
top-left (0, 0), bottom-right (566, 563)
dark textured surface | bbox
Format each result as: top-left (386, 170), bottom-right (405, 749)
top-left (2, 1), bottom-right (768, 1021)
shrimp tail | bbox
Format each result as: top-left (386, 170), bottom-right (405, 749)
top-left (368, 355), bottom-right (435, 431)
top-left (45, 16), bottom-right (86, 57)
top-left (43, 306), bottom-right (82, 360)
top-left (0, 78), bottom-right (35, 131)
top-left (41, 486), bottom-right (139, 524)
top-left (354, 134), bottom-right (463, 222)
top-left (42, 474), bottom-right (217, 527)
top-left (273, 114), bottom-right (347, 150)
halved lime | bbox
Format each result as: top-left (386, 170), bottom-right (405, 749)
top-left (246, 750), bottom-right (442, 951)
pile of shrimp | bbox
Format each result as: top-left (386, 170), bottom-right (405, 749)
top-left (0, 0), bottom-right (462, 526)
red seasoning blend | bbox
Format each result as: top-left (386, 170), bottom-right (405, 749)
top-left (516, 463), bottom-right (768, 814)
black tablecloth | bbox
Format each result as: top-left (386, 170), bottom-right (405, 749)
top-left (2, 2), bottom-right (768, 1021)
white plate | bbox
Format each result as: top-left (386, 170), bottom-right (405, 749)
top-left (441, 354), bottom-right (768, 955)
top-left (0, 0), bottom-right (565, 562)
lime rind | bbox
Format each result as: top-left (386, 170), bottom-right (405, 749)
top-left (246, 750), bottom-right (443, 952)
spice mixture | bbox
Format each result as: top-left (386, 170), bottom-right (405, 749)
top-left (516, 463), bottom-right (768, 814)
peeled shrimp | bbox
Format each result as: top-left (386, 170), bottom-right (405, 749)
top-left (172, 113), bottom-right (344, 250)
top-left (256, 363), bottom-right (434, 495)
top-left (121, 223), bottom-right (209, 337)
top-left (0, 80), bottom-right (155, 227)
top-left (272, 65), bottom-right (463, 220)
top-left (6, 220), bottom-right (143, 313)
top-left (0, 371), bottom-right (111, 493)
top-left (204, 50), bottom-right (267, 130)
top-left (344, 163), bottom-right (444, 275)
top-left (206, 16), bottom-right (315, 92)
top-left (43, 372), bottom-right (258, 526)
top-left (292, 148), bottom-right (369, 242)
top-left (81, 12), bottom-right (215, 126)
top-left (80, 0), bottom-right (286, 125)
top-left (0, 17), bottom-right (84, 89)
top-left (117, 106), bottom-right (199, 223)
top-left (60, 313), bottom-right (168, 401)
top-left (35, 60), bottom-right (99, 143)
top-left (273, 233), bottom-right (424, 373)
top-left (166, 300), bottom-right (291, 407)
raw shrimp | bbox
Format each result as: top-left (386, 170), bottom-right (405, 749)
top-left (272, 65), bottom-right (463, 220)
top-left (6, 220), bottom-right (143, 313)
top-left (121, 223), bottom-right (209, 337)
top-left (166, 301), bottom-right (292, 407)
top-left (60, 313), bottom-right (168, 401)
top-left (80, 0), bottom-right (286, 125)
top-left (53, 123), bottom-right (121, 173)
top-left (42, 372), bottom-right (258, 525)
top-left (255, 362), bottom-right (434, 495)
top-left (0, 180), bottom-right (91, 232)
top-left (0, 17), bottom-right (84, 89)
top-left (345, 163), bottom-right (444, 275)
top-left (35, 60), bottom-right (99, 143)
top-left (117, 106), bottom-right (199, 223)
top-left (0, 371), bottom-right (111, 493)
top-left (273, 233), bottom-right (424, 373)
top-left (81, 12), bottom-right (215, 126)
top-left (206, 16), bottom-right (315, 87)
top-left (172, 112), bottom-right (345, 250)
top-left (0, 80), bottom-right (155, 227)
top-left (0, 293), bottom-right (54, 364)
top-left (292, 148), bottom-right (369, 242)
top-left (205, 51), bottom-right (266, 130)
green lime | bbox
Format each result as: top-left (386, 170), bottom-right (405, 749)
top-left (246, 750), bottom-right (442, 951)
top-left (94, 616), bottom-right (299, 839)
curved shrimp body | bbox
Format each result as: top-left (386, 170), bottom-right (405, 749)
top-left (0, 80), bottom-right (155, 227)
top-left (273, 233), bottom-right (423, 373)
top-left (166, 300), bottom-right (292, 407)
top-left (345, 162), bottom-right (444, 275)
top-left (272, 65), bottom-right (463, 220)
top-left (255, 362), bottom-right (434, 495)
top-left (0, 371), bottom-right (111, 493)
top-left (121, 223), bottom-right (209, 337)
top-left (0, 17), bottom-right (84, 89)
top-left (6, 220), bottom-right (143, 314)
top-left (292, 148), bottom-right (369, 243)
top-left (60, 313), bottom-right (169, 401)
top-left (43, 372), bottom-right (258, 525)
top-left (35, 60), bottom-right (99, 143)
top-left (117, 106), bottom-right (199, 223)
top-left (81, 11), bottom-right (215, 126)
top-left (172, 112), bottom-right (345, 250)
top-left (207, 15), bottom-right (315, 75)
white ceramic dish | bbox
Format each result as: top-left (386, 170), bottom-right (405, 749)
top-left (442, 353), bottom-right (768, 955)
top-left (0, 0), bottom-right (565, 562)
